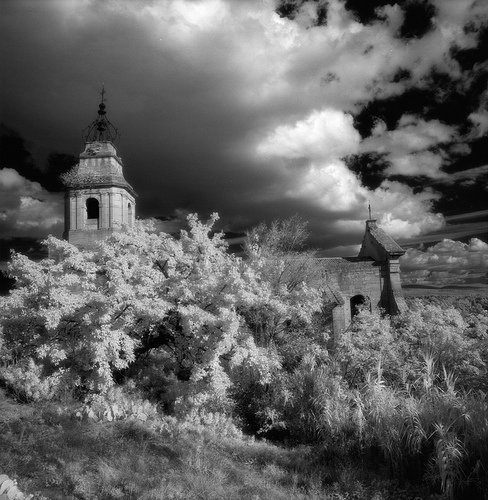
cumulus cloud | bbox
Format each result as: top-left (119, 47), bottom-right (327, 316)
top-left (360, 116), bottom-right (456, 179)
top-left (372, 181), bottom-right (445, 238)
top-left (286, 162), bottom-right (364, 213)
top-left (400, 238), bottom-right (488, 285)
top-left (255, 109), bottom-right (445, 247)
top-left (0, 169), bottom-right (63, 239)
top-left (469, 110), bottom-right (488, 138)
top-left (257, 109), bottom-right (360, 161)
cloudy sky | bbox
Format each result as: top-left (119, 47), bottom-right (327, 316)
top-left (1, 0), bottom-right (487, 286)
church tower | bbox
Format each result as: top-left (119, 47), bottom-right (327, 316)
top-left (62, 88), bottom-right (137, 250)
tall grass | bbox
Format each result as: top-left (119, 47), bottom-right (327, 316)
top-left (2, 391), bottom-right (427, 500)
top-left (308, 355), bottom-right (488, 499)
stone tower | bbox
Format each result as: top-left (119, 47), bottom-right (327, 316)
top-left (62, 89), bottom-right (137, 250)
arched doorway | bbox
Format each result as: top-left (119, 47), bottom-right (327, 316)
top-left (350, 294), bottom-right (366, 319)
top-left (86, 198), bottom-right (100, 228)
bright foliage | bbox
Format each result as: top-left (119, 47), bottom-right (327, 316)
top-left (0, 215), bottom-right (321, 401)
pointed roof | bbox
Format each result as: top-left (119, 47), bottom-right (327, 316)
top-left (358, 220), bottom-right (405, 261)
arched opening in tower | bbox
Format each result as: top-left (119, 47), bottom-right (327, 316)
top-left (350, 294), bottom-right (367, 319)
top-left (86, 198), bottom-right (100, 227)
top-left (128, 202), bottom-right (133, 227)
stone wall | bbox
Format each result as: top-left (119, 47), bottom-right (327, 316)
top-left (309, 255), bottom-right (405, 339)
top-left (64, 186), bottom-right (136, 251)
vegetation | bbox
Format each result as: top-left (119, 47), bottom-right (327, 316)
top-left (1, 389), bottom-right (443, 500)
top-left (1, 215), bottom-right (487, 499)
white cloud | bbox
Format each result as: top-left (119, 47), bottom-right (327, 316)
top-left (255, 109), bottom-right (445, 245)
top-left (393, 115), bottom-right (455, 150)
top-left (433, 0), bottom-right (488, 54)
top-left (449, 165), bottom-right (488, 184)
top-left (374, 180), bottom-right (445, 239)
top-left (257, 109), bottom-right (360, 161)
top-left (361, 116), bottom-right (456, 179)
top-left (389, 151), bottom-right (446, 179)
top-left (0, 169), bottom-right (63, 239)
top-left (469, 110), bottom-right (488, 138)
top-left (433, 0), bottom-right (480, 32)
top-left (400, 238), bottom-right (488, 284)
top-left (286, 161), bottom-right (364, 213)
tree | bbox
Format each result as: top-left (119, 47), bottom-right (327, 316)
top-left (0, 214), bottom-right (322, 405)
top-left (334, 300), bottom-right (487, 391)
top-left (228, 216), bottom-right (329, 435)
top-left (335, 305), bottom-right (398, 387)
top-left (392, 300), bottom-right (486, 389)
top-left (245, 214), bottom-right (321, 290)
top-left (243, 215), bottom-right (325, 346)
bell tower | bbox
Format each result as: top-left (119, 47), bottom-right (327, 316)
top-left (62, 88), bottom-right (137, 250)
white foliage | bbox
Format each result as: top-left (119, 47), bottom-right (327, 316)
top-left (0, 213), bottom-right (323, 400)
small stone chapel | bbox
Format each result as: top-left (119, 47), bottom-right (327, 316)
top-left (309, 220), bottom-right (407, 336)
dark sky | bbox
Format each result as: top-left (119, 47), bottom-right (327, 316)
top-left (1, 0), bottom-right (487, 285)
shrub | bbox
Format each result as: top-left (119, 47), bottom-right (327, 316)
top-left (78, 384), bottom-right (160, 423)
top-left (0, 359), bottom-right (65, 402)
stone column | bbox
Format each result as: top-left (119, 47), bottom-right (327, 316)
top-left (100, 191), bottom-right (109, 229)
top-left (121, 193), bottom-right (125, 225)
top-left (331, 306), bottom-right (346, 350)
top-left (388, 258), bottom-right (407, 313)
top-left (76, 193), bottom-right (84, 230)
top-left (108, 192), bottom-right (112, 228)
top-left (69, 193), bottom-right (76, 231)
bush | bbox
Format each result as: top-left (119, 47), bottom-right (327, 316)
top-left (0, 359), bottom-right (65, 402)
top-left (78, 384), bottom-right (160, 423)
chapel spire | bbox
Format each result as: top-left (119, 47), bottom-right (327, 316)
top-left (82, 85), bottom-right (119, 143)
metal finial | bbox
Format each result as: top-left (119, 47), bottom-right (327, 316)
top-left (82, 86), bottom-right (119, 143)
top-left (368, 201), bottom-right (372, 220)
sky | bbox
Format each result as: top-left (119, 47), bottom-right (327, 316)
top-left (0, 0), bottom-right (487, 287)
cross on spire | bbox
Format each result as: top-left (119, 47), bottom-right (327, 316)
top-left (82, 85), bottom-right (119, 143)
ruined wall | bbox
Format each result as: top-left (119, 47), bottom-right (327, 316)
top-left (308, 255), bottom-right (405, 338)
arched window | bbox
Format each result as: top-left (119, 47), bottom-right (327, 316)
top-left (350, 294), bottom-right (366, 319)
top-left (128, 202), bottom-right (133, 227)
top-left (86, 198), bottom-right (99, 220)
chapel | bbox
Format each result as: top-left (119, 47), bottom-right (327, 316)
top-left (308, 219), bottom-right (407, 337)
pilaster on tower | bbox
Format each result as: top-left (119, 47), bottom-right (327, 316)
top-left (62, 88), bottom-right (137, 251)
